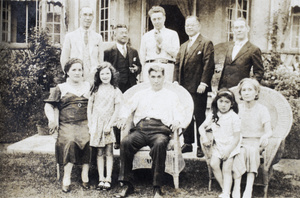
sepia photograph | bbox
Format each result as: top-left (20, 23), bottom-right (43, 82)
top-left (0, 0), bottom-right (299, 197)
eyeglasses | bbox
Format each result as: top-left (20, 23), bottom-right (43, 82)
top-left (185, 24), bottom-right (198, 28)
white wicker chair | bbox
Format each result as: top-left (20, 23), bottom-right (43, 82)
top-left (121, 81), bottom-right (194, 189)
top-left (201, 86), bottom-right (293, 198)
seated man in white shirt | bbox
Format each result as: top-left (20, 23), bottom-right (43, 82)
top-left (114, 65), bottom-right (185, 198)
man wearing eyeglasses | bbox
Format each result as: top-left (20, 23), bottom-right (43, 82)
top-left (174, 16), bottom-right (215, 158)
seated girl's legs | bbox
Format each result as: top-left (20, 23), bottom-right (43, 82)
top-left (105, 143), bottom-right (114, 183)
top-left (97, 147), bottom-right (105, 182)
top-left (243, 172), bottom-right (255, 198)
top-left (222, 158), bottom-right (234, 197)
top-left (81, 163), bottom-right (89, 183)
top-left (233, 177), bottom-right (242, 198)
top-left (210, 155), bottom-right (223, 189)
top-left (63, 162), bottom-right (73, 186)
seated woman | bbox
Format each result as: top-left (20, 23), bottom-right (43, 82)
top-left (232, 78), bottom-right (272, 198)
top-left (44, 58), bottom-right (91, 193)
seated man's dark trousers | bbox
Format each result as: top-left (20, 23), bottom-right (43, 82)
top-left (118, 118), bottom-right (171, 187)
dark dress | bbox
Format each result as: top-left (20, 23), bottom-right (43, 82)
top-left (45, 83), bottom-right (91, 165)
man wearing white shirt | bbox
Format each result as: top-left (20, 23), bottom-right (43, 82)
top-left (60, 7), bottom-right (103, 84)
top-left (218, 17), bottom-right (264, 89)
top-left (114, 65), bottom-right (184, 198)
top-left (140, 6), bottom-right (180, 82)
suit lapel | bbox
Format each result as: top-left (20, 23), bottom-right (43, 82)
top-left (185, 34), bottom-right (202, 62)
top-left (111, 44), bottom-right (119, 67)
top-left (232, 41), bottom-right (251, 62)
top-left (75, 29), bottom-right (83, 55)
top-left (127, 45), bottom-right (133, 67)
top-left (180, 42), bottom-right (188, 68)
top-left (88, 31), bottom-right (94, 55)
top-left (226, 42), bottom-right (234, 63)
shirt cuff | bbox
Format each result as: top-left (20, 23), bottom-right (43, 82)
top-left (200, 82), bottom-right (208, 87)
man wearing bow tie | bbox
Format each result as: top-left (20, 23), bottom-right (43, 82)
top-left (174, 16), bottom-right (215, 157)
top-left (140, 6), bottom-right (180, 82)
top-left (104, 24), bottom-right (141, 149)
top-left (61, 7), bottom-right (103, 84)
top-left (218, 18), bottom-right (264, 89)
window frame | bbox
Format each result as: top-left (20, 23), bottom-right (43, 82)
top-left (98, 0), bottom-right (112, 42)
top-left (290, 13), bottom-right (300, 49)
top-left (0, 0), bottom-right (39, 46)
top-left (43, 2), bottom-right (63, 44)
top-left (226, 0), bottom-right (250, 41)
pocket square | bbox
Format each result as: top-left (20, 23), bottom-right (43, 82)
top-left (133, 57), bottom-right (136, 61)
top-left (197, 51), bottom-right (202, 55)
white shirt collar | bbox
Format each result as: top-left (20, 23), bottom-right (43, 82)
top-left (189, 33), bottom-right (200, 43)
top-left (154, 26), bottom-right (166, 33)
top-left (116, 42), bottom-right (126, 49)
top-left (235, 38), bottom-right (248, 47)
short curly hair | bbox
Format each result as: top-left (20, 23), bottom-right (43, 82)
top-left (90, 62), bottom-right (119, 94)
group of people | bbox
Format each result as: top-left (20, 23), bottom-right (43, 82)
top-left (43, 4), bottom-right (270, 198)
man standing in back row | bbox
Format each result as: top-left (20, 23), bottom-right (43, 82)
top-left (218, 17), bottom-right (264, 89)
top-left (140, 6), bottom-right (180, 82)
top-left (175, 16), bottom-right (215, 157)
top-left (61, 7), bottom-right (103, 84)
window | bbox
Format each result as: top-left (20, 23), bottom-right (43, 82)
top-left (226, 0), bottom-right (250, 41)
top-left (98, 0), bottom-right (112, 42)
top-left (291, 8), bottom-right (300, 49)
top-left (0, 1), bottom-right (39, 43)
top-left (45, 3), bottom-right (62, 44)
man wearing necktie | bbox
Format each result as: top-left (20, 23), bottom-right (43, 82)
top-left (174, 16), bottom-right (215, 157)
top-left (61, 7), bottom-right (103, 84)
top-left (218, 18), bottom-right (264, 89)
top-left (140, 6), bottom-right (180, 82)
top-left (104, 24), bottom-right (141, 149)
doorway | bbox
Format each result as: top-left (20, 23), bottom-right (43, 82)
top-left (147, 5), bottom-right (188, 44)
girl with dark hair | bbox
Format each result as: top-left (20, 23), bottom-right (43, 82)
top-left (87, 62), bottom-right (122, 191)
top-left (199, 89), bottom-right (241, 198)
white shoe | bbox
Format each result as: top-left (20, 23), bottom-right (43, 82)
top-left (219, 193), bottom-right (230, 198)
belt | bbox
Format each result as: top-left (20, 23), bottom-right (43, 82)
top-left (146, 59), bottom-right (175, 64)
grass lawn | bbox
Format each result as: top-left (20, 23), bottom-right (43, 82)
top-left (0, 152), bottom-right (299, 198)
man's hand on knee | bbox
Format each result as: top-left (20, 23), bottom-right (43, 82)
top-left (116, 118), bottom-right (127, 130)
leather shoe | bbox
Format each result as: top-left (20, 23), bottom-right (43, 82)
top-left (197, 146), bottom-right (204, 158)
top-left (62, 185), bottom-right (70, 193)
top-left (82, 182), bottom-right (90, 189)
top-left (181, 144), bottom-right (193, 153)
top-left (114, 182), bottom-right (134, 197)
top-left (114, 143), bottom-right (120, 149)
top-left (153, 186), bottom-right (163, 198)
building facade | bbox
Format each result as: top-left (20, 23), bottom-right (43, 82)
top-left (1, 0), bottom-right (299, 65)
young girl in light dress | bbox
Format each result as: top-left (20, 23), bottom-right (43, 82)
top-left (199, 89), bottom-right (241, 198)
top-left (232, 78), bottom-right (272, 198)
top-left (88, 62), bottom-right (122, 190)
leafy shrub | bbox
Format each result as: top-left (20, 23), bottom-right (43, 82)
top-left (0, 28), bottom-right (63, 141)
top-left (262, 57), bottom-right (300, 159)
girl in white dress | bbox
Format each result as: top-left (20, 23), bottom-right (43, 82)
top-left (199, 89), bottom-right (241, 198)
top-left (88, 62), bottom-right (122, 190)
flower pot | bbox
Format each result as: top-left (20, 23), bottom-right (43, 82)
top-left (36, 124), bottom-right (49, 135)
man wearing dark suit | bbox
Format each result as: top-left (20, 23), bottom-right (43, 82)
top-left (174, 16), bottom-right (215, 157)
top-left (104, 24), bottom-right (141, 149)
top-left (218, 18), bottom-right (264, 89)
